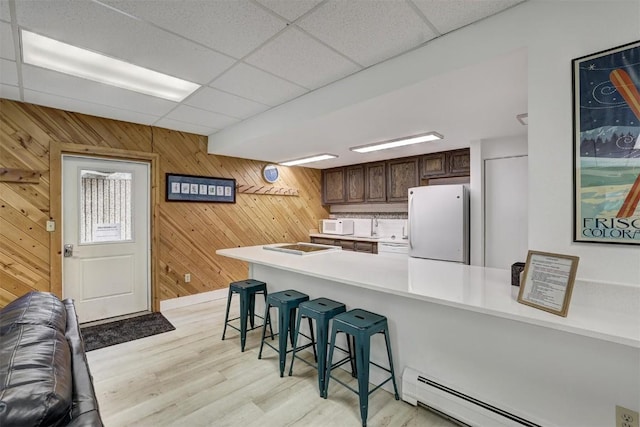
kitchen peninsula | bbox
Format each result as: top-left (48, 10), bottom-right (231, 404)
top-left (217, 245), bottom-right (639, 427)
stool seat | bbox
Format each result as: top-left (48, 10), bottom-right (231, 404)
top-left (288, 298), bottom-right (348, 397)
top-left (259, 290), bottom-right (311, 377)
top-left (325, 308), bottom-right (399, 427)
top-left (222, 279), bottom-right (269, 352)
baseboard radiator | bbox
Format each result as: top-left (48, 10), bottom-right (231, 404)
top-left (402, 368), bottom-right (541, 427)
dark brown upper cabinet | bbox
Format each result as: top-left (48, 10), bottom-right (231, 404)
top-left (346, 165), bottom-right (365, 203)
top-left (386, 157), bottom-right (419, 202)
top-left (421, 148), bottom-right (470, 179)
top-left (322, 168), bottom-right (346, 204)
top-left (365, 162), bottom-right (386, 202)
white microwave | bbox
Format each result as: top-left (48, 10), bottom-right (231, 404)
top-left (322, 219), bottom-right (354, 235)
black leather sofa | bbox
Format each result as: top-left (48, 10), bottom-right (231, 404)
top-left (0, 291), bottom-right (103, 426)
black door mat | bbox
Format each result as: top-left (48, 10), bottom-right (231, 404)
top-left (81, 312), bottom-right (175, 352)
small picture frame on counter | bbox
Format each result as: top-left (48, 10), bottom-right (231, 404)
top-left (517, 251), bottom-right (579, 317)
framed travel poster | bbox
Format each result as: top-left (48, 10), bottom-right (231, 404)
top-left (572, 41), bottom-right (640, 244)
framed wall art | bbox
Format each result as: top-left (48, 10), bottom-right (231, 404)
top-left (517, 251), bottom-right (579, 317)
top-left (572, 40), bottom-right (640, 244)
top-left (166, 173), bottom-right (236, 203)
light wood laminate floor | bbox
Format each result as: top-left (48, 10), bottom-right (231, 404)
top-left (87, 298), bottom-right (457, 427)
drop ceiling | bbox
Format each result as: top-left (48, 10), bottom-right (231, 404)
top-left (0, 0), bottom-right (527, 168)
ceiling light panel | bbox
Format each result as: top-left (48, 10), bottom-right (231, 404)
top-left (351, 132), bottom-right (443, 153)
top-left (21, 30), bottom-right (200, 102)
top-left (15, 0), bottom-right (235, 84)
top-left (280, 153), bottom-right (337, 166)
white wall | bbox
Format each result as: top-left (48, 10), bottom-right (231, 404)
top-left (471, 135), bottom-right (528, 266)
top-left (452, 0), bottom-right (640, 286)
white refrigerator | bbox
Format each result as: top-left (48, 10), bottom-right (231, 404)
top-left (408, 185), bottom-right (470, 264)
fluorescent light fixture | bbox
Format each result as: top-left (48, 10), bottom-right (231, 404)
top-left (21, 30), bottom-right (200, 102)
top-left (279, 154), bottom-right (338, 166)
top-left (350, 132), bottom-right (443, 153)
top-left (516, 113), bottom-right (528, 126)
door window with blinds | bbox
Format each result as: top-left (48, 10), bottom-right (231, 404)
top-left (79, 169), bottom-right (133, 244)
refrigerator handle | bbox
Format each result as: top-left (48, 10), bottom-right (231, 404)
top-left (408, 193), bottom-right (413, 250)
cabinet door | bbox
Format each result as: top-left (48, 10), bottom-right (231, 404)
top-left (322, 168), bottom-right (346, 204)
top-left (365, 162), bottom-right (386, 202)
top-left (354, 241), bottom-right (376, 253)
top-left (346, 165), bottom-right (365, 203)
top-left (310, 237), bottom-right (339, 246)
top-left (421, 152), bottom-right (448, 178)
top-left (387, 158), bottom-right (419, 202)
top-left (339, 240), bottom-right (355, 251)
top-left (448, 148), bottom-right (471, 176)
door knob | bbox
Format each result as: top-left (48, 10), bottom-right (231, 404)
top-left (64, 244), bottom-right (73, 257)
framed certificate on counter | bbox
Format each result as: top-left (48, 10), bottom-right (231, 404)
top-left (517, 251), bottom-right (580, 317)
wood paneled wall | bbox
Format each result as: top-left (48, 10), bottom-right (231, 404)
top-left (0, 99), bottom-right (328, 307)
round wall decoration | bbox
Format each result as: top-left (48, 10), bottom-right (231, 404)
top-left (262, 164), bottom-right (280, 183)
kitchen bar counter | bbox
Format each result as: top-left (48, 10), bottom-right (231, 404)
top-left (217, 245), bottom-right (639, 426)
top-left (217, 245), bottom-right (639, 348)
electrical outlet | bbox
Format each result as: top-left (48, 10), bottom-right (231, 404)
top-left (184, 273), bottom-right (191, 283)
top-left (46, 220), bottom-right (55, 232)
top-left (617, 405), bottom-right (639, 427)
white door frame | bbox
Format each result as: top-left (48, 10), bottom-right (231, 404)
top-left (50, 142), bottom-right (160, 312)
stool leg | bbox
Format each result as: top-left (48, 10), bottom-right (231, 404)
top-left (324, 327), bottom-right (339, 399)
top-left (248, 292), bottom-right (256, 329)
top-left (287, 310), bottom-right (304, 376)
top-left (264, 292), bottom-right (274, 339)
top-left (221, 288), bottom-right (233, 341)
top-left (239, 290), bottom-right (249, 352)
top-left (258, 304), bottom-right (271, 359)
top-left (316, 317), bottom-right (329, 397)
top-left (355, 336), bottom-right (371, 427)
top-left (307, 317), bottom-right (318, 362)
top-left (278, 305), bottom-right (290, 377)
top-left (383, 329), bottom-right (400, 400)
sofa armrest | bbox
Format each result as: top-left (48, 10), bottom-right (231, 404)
top-left (63, 300), bottom-right (103, 427)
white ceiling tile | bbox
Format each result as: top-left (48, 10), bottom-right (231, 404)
top-left (412, 0), bottom-right (524, 34)
top-left (164, 105), bottom-right (240, 129)
top-left (185, 87), bottom-right (269, 119)
top-left (153, 118), bottom-right (218, 136)
top-left (0, 58), bottom-right (17, 85)
top-left (0, 83), bottom-right (20, 101)
top-left (15, 0), bottom-right (235, 84)
top-left (102, 0), bottom-right (286, 58)
top-left (23, 89), bottom-right (160, 125)
top-left (256, 0), bottom-right (323, 22)
top-left (21, 65), bottom-right (177, 116)
top-left (211, 63), bottom-right (307, 106)
top-left (0, 21), bottom-right (15, 60)
top-left (245, 26), bottom-right (360, 90)
top-left (0, 1), bottom-right (10, 21)
top-left (298, 0), bottom-right (437, 67)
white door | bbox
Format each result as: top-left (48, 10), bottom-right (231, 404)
top-left (484, 155), bottom-right (528, 269)
top-left (62, 156), bottom-right (150, 322)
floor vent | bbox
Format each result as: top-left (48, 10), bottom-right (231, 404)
top-left (402, 367), bottom-right (541, 427)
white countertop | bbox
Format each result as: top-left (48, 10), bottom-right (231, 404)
top-left (309, 232), bottom-right (408, 244)
top-left (217, 245), bottom-right (640, 348)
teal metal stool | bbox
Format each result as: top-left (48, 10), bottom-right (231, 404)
top-left (258, 289), bottom-right (313, 377)
top-left (288, 298), bottom-right (348, 397)
top-left (324, 309), bottom-right (399, 427)
top-left (221, 279), bottom-right (271, 352)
